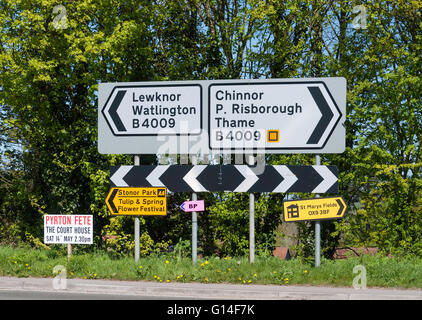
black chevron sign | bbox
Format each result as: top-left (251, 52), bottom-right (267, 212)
top-left (110, 165), bottom-right (338, 193)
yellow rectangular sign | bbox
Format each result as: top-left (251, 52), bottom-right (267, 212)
top-left (283, 197), bottom-right (346, 222)
top-left (106, 187), bottom-right (167, 216)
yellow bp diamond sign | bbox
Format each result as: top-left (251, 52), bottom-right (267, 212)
top-left (106, 187), bottom-right (167, 216)
top-left (283, 196), bottom-right (346, 222)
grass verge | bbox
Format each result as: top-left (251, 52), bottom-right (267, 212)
top-left (0, 246), bottom-right (421, 288)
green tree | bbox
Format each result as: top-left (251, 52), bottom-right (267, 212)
top-left (332, 0), bottom-right (422, 256)
top-left (0, 0), bottom-right (156, 246)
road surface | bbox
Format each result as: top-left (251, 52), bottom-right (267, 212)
top-left (0, 276), bottom-right (420, 300)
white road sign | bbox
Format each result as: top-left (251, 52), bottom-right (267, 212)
top-left (44, 215), bottom-right (93, 244)
top-left (209, 81), bottom-right (343, 151)
top-left (102, 84), bottom-right (202, 136)
top-left (98, 78), bottom-right (346, 154)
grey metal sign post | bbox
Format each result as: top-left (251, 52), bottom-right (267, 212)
top-left (248, 155), bottom-right (255, 264)
top-left (191, 155), bottom-right (198, 264)
top-left (315, 154), bottom-right (321, 267)
top-left (134, 155), bottom-right (140, 263)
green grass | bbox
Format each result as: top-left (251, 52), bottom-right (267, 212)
top-left (0, 246), bottom-right (421, 288)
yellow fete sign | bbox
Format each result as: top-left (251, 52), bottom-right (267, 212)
top-left (106, 187), bottom-right (167, 216)
top-left (283, 197), bottom-right (346, 222)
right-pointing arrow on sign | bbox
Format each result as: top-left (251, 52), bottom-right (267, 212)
top-left (336, 198), bottom-right (346, 216)
top-left (307, 86), bottom-right (334, 144)
top-left (311, 165), bottom-right (338, 193)
top-left (234, 165), bottom-right (259, 192)
top-left (273, 166), bottom-right (298, 193)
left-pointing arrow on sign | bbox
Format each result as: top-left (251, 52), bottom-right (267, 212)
top-left (107, 188), bottom-right (119, 214)
top-left (110, 166), bottom-right (132, 187)
top-left (108, 90), bottom-right (127, 132)
top-left (183, 166), bottom-right (208, 192)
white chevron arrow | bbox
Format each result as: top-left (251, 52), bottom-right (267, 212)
top-left (312, 166), bottom-right (337, 193)
top-left (234, 165), bottom-right (259, 192)
top-left (273, 166), bottom-right (298, 192)
top-left (183, 165), bottom-right (207, 192)
top-left (110, 166), bottom-right (132, 186)
top-left (146, 165), bottom-right (168, 187)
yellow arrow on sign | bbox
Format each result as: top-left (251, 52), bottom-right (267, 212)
top-left (283, 196), bottom-right (347, 222)
top-left (105, 187), bottom-right (167, 216)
